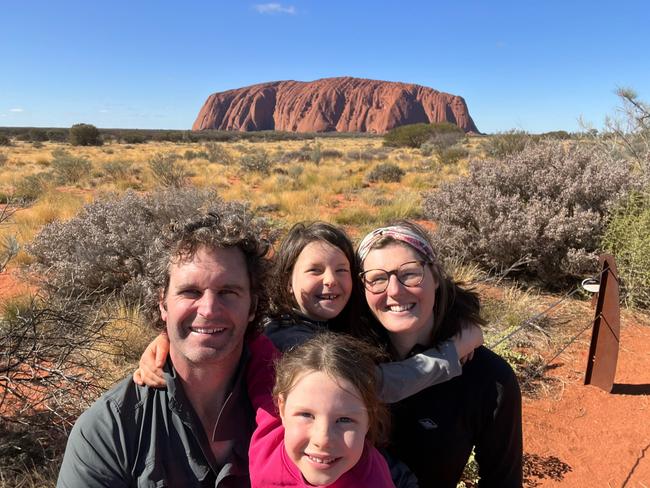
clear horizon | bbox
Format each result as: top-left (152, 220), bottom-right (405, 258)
top-left (2, 1), bottom-right (649, 133)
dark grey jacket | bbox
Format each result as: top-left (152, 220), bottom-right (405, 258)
top-left (57, 356), bottom-right (254, 488)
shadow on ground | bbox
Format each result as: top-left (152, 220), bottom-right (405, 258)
top-left (523, 453), bottom-right (572, 487)
top-left (611, 383), bottom-right (650, 395)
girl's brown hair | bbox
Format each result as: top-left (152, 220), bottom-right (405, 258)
top-left (273, 332), bottom-right (389, 445)
top-left (269, 221), bottom-right (365, 336)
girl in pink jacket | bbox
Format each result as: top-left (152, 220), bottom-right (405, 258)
top-left (247, 332), bottom-right (397, 487)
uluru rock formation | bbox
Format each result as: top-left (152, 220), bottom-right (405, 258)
top-left (192, 77), bottom-right (479, 133)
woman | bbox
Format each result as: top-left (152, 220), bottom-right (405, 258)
top-left (357, 221), bottom-right (523, 488)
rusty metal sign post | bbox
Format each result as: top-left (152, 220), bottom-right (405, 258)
top-left (584, 254), bottom-right (621, 392)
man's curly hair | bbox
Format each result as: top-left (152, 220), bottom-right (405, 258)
top-left (143, 201), bottom-right (272, 335)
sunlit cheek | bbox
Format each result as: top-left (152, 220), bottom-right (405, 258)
top-left (283, 419), bottom-right (310, 447)
top-left (342, 429), bottom-right (366, 455)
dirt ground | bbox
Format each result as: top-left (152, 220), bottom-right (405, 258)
top-left (522, 313), bottom-right (650, 487)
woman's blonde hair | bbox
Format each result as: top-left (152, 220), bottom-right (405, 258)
top-left (273, 332), bottom-right (389, 445)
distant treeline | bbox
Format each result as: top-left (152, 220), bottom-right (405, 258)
top-left (0, 126), bottom-right (381, 144)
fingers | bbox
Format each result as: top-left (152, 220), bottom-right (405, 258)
top-left (154, 341), bottom-right (168, 369)
top-left (132, 367), bottom-right (165, 388)
top-left (137, 365), bottom-right (166, 388)
top-left (459, 349), bottom-right (475, 365)
top-left (133, 369), bottom-right (144, 386)
top-left (473, 326), bottom-right (484, 348)
top-left (134, 333), bottom-right (169, 388)
top-left (453, 323), bottom-right (484, 362)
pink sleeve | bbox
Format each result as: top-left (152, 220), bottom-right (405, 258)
top-left (246, 335), bottom-right (289, 486)
top-left (245, 334), bottom-right (280, 413)
top-left (249, 405), bottom-right (287, 487)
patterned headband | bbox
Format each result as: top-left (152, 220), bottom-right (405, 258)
top-left (357, 225), bottom-right (435, 264)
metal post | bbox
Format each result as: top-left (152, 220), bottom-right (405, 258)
top-left (584, 254), bottom-right (620, 392)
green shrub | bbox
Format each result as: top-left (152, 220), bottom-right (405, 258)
top-left (0, 135), bottom-right (11, 146)
top-left (287, 165), bottom-right (304, 179)
top-left (420, 143), bottom-right (436, 157)
top-left (384, 123), bottom-right (434, 148)
top-left (366, 163), bottom-right (405, 183)
top-left (28, 128), bottom-right (48, 142)
top-left (436, 145), bottom-right (469, 165)
top-left (423, 140), bottom-right (636, 286)
top-left (183, 149), bottom-right (209, 160)
top-left (102, 159), bottom-right (134, 182)
top-left (602, 191), bottom-right (650, 308)
top-left (484, 130), bottom-right (532, 157)
top-left (14, 174), bottom-right (48, 202)
top-left (321, 149), bottom-right (344, 159)
top-left (46, 129), bottom-right (68, 142)
top-left (540, 130), bottom-right (572, 140)
top-left (148, 152), bottom-right (189, 188)
top-left (279, 142), bottom-right (325, 165)
top-left (204, 142), bottom-right (234, 164)
top-left (346, 148), bottom-right (388, 161)
top-left (424, 124), bottom-right (465, 152)
top-left (240, 149), bottom-right (272, 174)
top-left (121, 134), bottom-right (147, 144)
top-left (69, 123), bottom-right (102, 146)
top-left (276, 149), bottom-right (311, 163)
top-left (51, 148), bottom-right (91, 184)
top-left (311, 141), bottom-right (322, 165)
top-left (384, 122), bottom-right (464, 148)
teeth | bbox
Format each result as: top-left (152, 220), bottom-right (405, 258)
top-left (192, 327), bottom-right (225, 334)
top-left (306, 454), bottom-right (337, 464)
top-left (387, 304), bottom-right (414, 312)
top-left (318, 294), bottom-right (338, 300)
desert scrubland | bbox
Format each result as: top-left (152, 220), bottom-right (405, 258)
top-left (0, 105), bottom-right (649, 486)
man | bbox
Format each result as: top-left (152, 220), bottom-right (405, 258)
top-left (57, 206), bottom-right (271, 487)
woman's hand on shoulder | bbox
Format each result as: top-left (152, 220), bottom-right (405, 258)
top-left (132, 331), bottom-right (169, 388)
top-left (453, 323), bottom-right (484, 364)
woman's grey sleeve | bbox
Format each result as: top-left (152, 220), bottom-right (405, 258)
top-left (378, 340), bottom-right (462, 403)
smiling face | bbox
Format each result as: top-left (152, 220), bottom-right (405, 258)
top-left (290, 241), bottom-right (353, 321)
top-left (279, 370), bottom-right (369, 486)
top-left (362, 242), bottom-right (437, 356)
top-left (160, 246), bottom-right (254, 370)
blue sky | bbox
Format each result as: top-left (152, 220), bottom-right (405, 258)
top-left (2, 1), bottom-right (649, 133)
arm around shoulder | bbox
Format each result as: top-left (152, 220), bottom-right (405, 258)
top-left (378, 339), bottom-right (462, 404)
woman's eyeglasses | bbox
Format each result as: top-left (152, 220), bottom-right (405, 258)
top-left (359, 261), bottom-right (429, 294)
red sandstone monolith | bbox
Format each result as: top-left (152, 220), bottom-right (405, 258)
top-left (192, 77), bottom-right (479, 133)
